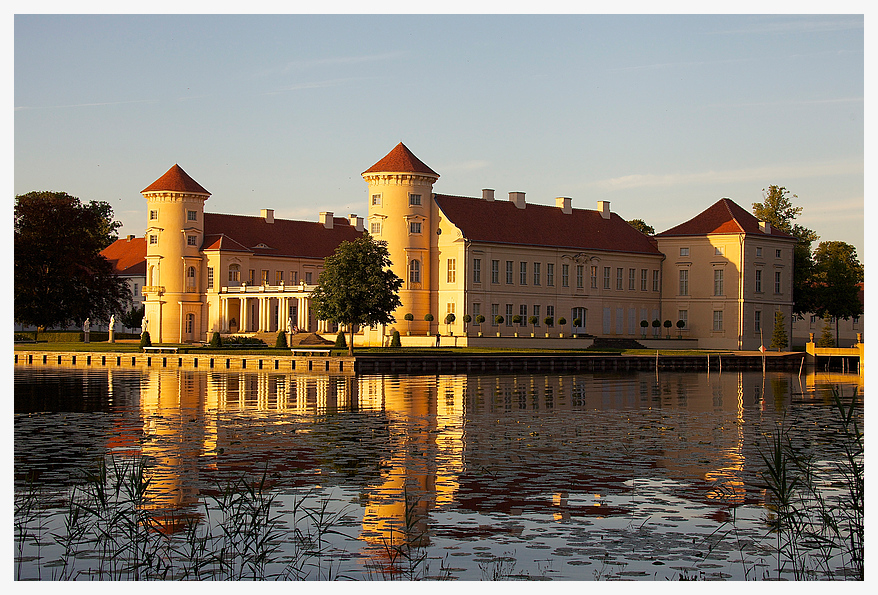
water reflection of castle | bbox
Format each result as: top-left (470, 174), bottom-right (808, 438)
top-left (114, 368), bottom-right (853, 551)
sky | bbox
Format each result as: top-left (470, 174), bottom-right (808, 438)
top-left (13, 9), bottom-right (866, 263)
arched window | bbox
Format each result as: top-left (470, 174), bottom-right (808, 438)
top-left (186, 266), bottom-right (197, 292)
top-left (409, 259), bottom-right (421, 284)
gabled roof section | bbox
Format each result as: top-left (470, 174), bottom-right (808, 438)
top-left (204, 213), bottom-right (362, 258)
top-left (142, 164), bottom-right (211, 195)
top-left (434, 194), bottom-right (661, 255)
top-left (363, 142), bottom-right (439, 178)
top-left (100, 237), bottom-right (146, 276)
top-left (656, 198), bottom-right (795, 239)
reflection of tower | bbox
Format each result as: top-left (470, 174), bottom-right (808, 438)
top-left (142, 165), bottom-right (211, 344)
top-left (362, 143), bottom-right (439, 335)
top-left (358, 375), bottom-right (463, 562)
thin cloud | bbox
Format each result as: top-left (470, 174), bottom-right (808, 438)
top-left (596, 160), bottom-right (863, 192)
top-left (257, 52), bottom-right (406, 77)
top-left (262, 77), bottom-right (376, 94)
top-left (15, 99), bottom-right (156, 111)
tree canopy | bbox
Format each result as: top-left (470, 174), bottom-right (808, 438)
top-left (627, 219), bottom-right (655, 235)
top-left (15, 191), bottom-right (131, 330)
top-left (812, 241), bottom-right (863, 345)
top-left (309, 233), bottom-right (403, 355)
top-left (752, 185), bottom-right (820, 318)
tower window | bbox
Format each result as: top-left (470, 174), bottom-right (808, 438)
top-left (409, 259), bottom-right (421, 284)
top-left (149, 235), bottom-right (158, 245)
top-left (149, 210), bottom-right (158, 220)
top-left (187, 235), bottom-right (197, 246)
top-left (371, 194), bottom-right (382, 206)
top-left (370, 222), bottom-right (381, 235)
top-left (187, 210), bottom-right (197, 221)
top-left (409, 222), bottom-right (422, 234)
top-left (447, 259), bottom-right (456, 283)
top-left (409, 194), bottom-right (422, 206)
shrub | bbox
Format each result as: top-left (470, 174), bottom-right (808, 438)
top-left (544, 317), bottom-right (554, 327)
top-left (462, 314), bottom-right (472, 324)
top-left (444, 313), bottom-right (456, 325)
top-left (275, 331), bottom-right (288, 348)
top-left (139, 331), bottom-right (152, 348)
top-left (334, 331), bottom-right (347, 349)
top-left (209, 331), bottom-right (222, 348)
top-left (390, 330), bottom-right (401, 348)
top-left (557, 317), bottom-right (566, 326)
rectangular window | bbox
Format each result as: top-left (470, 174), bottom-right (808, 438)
top-left (715, 246), bottom-right (724, 255)
top-left (628, 268), bottom-right (636, 290)
top-left (603, 267), bottom-right (611, 289)
top-left (506, 261), bottom-right (514, 284)
top-left (776, 249), bottom-right (782, 258)
top-left (714, 269), bottom-right (724, 296)
top-left (756, 247), bottom-right (763, 257)
top-left (616, 268), bottom-right (623, 291)
top-left (492, 304), bottom-right (499, 326)
top-left (713, 310), bottom-right (724, 331)
top-left (680, 247), bottom-right (690, 256)
top-left (755, 269), bottom-right (763, 292)
top-left (775, 271), bottom-right (782, 293)
top-left (261, 270), bottom-right (269, 284)
top-left (473, 258), bottom-right (481, 284)
top-left (409, 222), bottom-right (422, 234)
top-left (133, 283), bottom-right (139, 295)
top-left (492, 260), bottom-right (500, 284)
top-left (653, 270), bottom-right (660, 292)
top-left (206, 268), bottom-right (213, 290)
top-left (187, 210), bottom-right (197, 221)
top-left (472, 303), bottom-right (481, 321)
top-left (291, 271), bottom-right (298, 284)
top-left (187, 235), bottom-right (197, 246)
top-left (679, 269), bottom-right (689, 296)
top-left (371, 194), bottom-right (381, 205)
top-left (754, 310), bottom-right (762, 333)
top-left (546, 305), bottom-right (554, 322)
top-left (506, 304), bottom-right (513, 326)
top-left (562, 264), bottom-right (569, 287)
top-left (370, 222), bottom-right (381, 235)
top-left (447, 259), bottom-right (456, 283)
top-left (547, 263), bottom-right (554, 286)
top-left (519, 304), bottom-right (527, 326)
top-left (149, 210), bottom-right (158, 220)
top-left (576, 265), bottom-right (584, 289)
top-left (590, 266), bottom-right (598, 289)
top-left (149, 235), bottom-right (157, 245)
top-left (305, 272), bottom-right (313, 284)
top-left (520, 262), bottom-right (528, 285)
top-left (533, 305), bottom-right (540, 325)
top-left (533, 262), bottom-right (541, 286)
top-left (678, 309), bottom-right (688, 329)
top-left (276, 270), bottom-right (283, 284)
top-left (409, 194), bottom-right (421, 206)
top-left (641, 269), bottom-right (648, 291)
top-left (249, 269), bottom-right (255, 285)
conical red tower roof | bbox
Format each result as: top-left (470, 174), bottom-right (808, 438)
top-left (362, 143), bottom-right (439, 178)
top-left (142, 164), bottom-right (210, 195)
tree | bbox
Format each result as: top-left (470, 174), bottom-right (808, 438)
top-left (770, 310), bottom-right (788, 351)
top-left (310, 234), bottom-right (403, 356)
top-left (663, 319), bottom-right (672, 338)
top-left (275, 330), bottom-right (288, 348)
top-left (812, 241), bottom-right (864, 345)
top-left (120, 305), bottom-right (145, 330)
top-left (15, 191), bottom-right (131, 330)
top-left (817, 312), bottom-right (836, 348)
top-left (404, 312), bottom-right (414, 335)
top-left (444, 312), bottom-right (456, 334)
top-left (752, 185), bottom-right (820, 318)
top-left (475, 314), bottom-right (485, 334)
top-left (627, 219), bottom-right (655, 235)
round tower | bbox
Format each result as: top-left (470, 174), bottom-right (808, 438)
top-left (141, 164), bottom-right (211, 343)
top-left (362, 143), bottom-right (439, 335)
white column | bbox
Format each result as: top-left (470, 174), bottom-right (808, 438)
top-left (240, 297), bottom-right (249, 332)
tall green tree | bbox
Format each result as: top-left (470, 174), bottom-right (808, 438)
top-left (812, 241), bottom-right (863, 345)
top-left (770, 310), bottom-right (788, 351)
top-left (627, 219), bottom-right (655, 235)
top-left (14, 191), bottom-right (131, 330)
top-left (310, 233), bottom-right (403, 356)
top-left (752, 186), bottom-right (820, 318)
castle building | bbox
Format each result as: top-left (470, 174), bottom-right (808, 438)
top-left (134, 143), bottom-right (797, 350)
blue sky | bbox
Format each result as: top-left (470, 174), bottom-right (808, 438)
top-left (14, 11), bottom-right (865, 261)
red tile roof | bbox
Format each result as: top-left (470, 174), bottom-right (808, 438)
top-left (142, 164), bottom-right (211, 195)
top-left (101, 236), bottom-right (146, 276)
top-left (656, 198), bottom-right (795, 239)
top-left (362, 143), bottom-right (439, 178)
top-left (203, 213), bottom-right (362, 258)
top-left (434, 194), bottom-right (662, 255)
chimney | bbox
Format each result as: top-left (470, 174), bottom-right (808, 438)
top-left (482, 188), bottom-right (495, 201)
top-left (509, 191), bottom-right (526, 209)
top-left (350, 213), bottom-right (364, 232)
top-left (597, 200), bottom-right (611, 219)
top-left (127, 234), bottom-right (135, 241)
top-left (556, 197), bottom-right (572, 215)
top-left (261, 209), bottom-right (274, 223)
top-left (319, 211), bottom-right (334, 229)
top-left (759, 221), bottom-right (771, 234)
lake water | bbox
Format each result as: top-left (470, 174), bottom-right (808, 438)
top-left (14, 364), bottom-right (863, 580)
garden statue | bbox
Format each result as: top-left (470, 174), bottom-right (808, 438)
top-left (108, 315), bottom-right (115, 343)
top-left (83, 318), bottom-right (90, 343)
